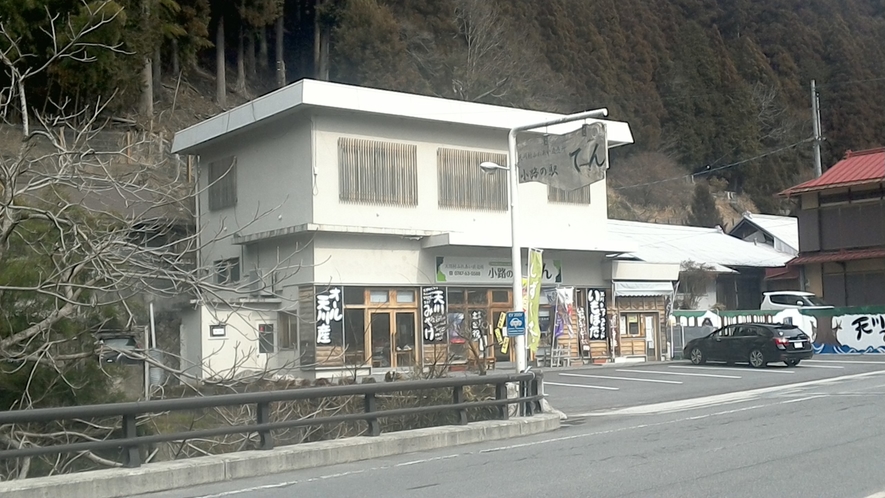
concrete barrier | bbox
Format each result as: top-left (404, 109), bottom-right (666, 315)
top-left (0, 414), bottom-right (560, 498)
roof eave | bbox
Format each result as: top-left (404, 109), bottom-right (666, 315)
top-left (781, 178), bottom-right (885, 197)
top-left (171, 79), bottom-right (635, 155)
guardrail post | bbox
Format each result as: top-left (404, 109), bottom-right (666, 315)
top-left (495, 382), bottom-right (508, 420)
top-left (122, 414), bottom-right (141, 468)
top-left (452, 385), bottom-right (468, 425)
top-left (256, 402), bottom-right (274, 450)
top-left (364, 393), bottom-right (381, 436)
top-left (525, 377), bottom-right (541, 416)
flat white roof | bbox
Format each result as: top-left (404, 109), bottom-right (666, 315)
top-left (171, 79), bottom-right (634, 154)
top-left (608, 219), bottom-right (793, 271)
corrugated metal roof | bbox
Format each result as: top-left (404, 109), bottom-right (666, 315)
top-left (736, 212), bottom-right (799, 252)
top-left (787, 248), bottom-right (885, 265)
top-left (608, 220), bottom-right (793, 271)
top-left (781, 147), bottom-right (885, 196)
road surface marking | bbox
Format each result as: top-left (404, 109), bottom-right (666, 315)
top-left (618, 369), bottom-right (741, 379)
top-left (570, 369), bottom-right (885, 417)
top-left (863, 492), bottom-right (885, 498)
top-left (546, 381), bottom-right (619, 391)
top-left (560, 373), bottom-right (682, 384)
top-left (796, 364), bottom-right (844, 369)
top-left (780, 394), bottom-right (828, 404)
top-left (669, 365), bottom-right (795, 374)
top-left (806, 359), bottom-right (885, 365)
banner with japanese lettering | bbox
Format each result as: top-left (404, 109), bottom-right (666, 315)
top-left (421, 287), bottom-right (447, 342)
top-left (834, 313), bottom-right (885, 352)
top-left (527, 248), bottom-right (544, 353)
top-left (315, 287), bottom-right (343, 345)
top-left (587, 289), bottom-right (608, 340)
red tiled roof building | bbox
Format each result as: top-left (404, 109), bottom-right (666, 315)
top-left (780, 148), bottom-right (885, 305)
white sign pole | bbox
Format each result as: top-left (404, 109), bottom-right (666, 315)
top-left (507, 129), bottom-right (527, 374)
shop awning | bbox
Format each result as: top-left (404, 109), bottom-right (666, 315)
top-left (613, 281), bottom-right (674, 297)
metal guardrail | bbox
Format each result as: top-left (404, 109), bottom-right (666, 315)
top-left (0, 372), bottom-right (544, 468)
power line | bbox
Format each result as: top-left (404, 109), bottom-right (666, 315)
top-left (612, 138), bottom-right (814, 191)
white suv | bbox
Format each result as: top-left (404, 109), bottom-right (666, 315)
top-left (760, 291), bottom-right (833, 311)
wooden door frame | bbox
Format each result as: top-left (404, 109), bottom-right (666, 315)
top-left (366, 310), bottom-right (419, 369)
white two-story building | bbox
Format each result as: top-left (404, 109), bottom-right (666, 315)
top-left (172, 79), bottom-right (643, 379)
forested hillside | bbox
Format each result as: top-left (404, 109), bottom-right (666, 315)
top-left (4, 0), bottom-right (885, 218)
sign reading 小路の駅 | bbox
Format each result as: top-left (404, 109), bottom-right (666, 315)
top-left (421, 287), bottom-right (447, 342)
top-left (516, 122), bottom-right (608, 191)
top-left (435, 256), bottom-right (562, 284)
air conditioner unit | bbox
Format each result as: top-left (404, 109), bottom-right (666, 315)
top-left (247, 269), bottom-right (275, 298)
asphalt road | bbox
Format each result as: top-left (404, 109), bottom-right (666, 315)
top-left (143, 357), bottom-right (885, 498)
top-left (544, 356), bottom-right (885, 415)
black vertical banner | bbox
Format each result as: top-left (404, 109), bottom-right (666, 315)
top-left (421, 287), bottom-right (447, 342)
top-left (587, 289), bottom-right (607, 340)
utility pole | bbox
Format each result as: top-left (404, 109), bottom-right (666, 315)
top-left (811, 80), bottom-right (823, 178)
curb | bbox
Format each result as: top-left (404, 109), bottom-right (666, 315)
top-left (0, 414), bottom-right (560, 498)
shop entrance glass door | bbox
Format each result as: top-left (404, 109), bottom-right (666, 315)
top-left (370, 312), bottom-right (392, 368)
top-left (370, 311), bottom-right (418, 368)
top-left (394, 312), bottom-right (417, 368)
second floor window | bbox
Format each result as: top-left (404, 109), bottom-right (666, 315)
top-left (215, 258), bottom-right (240, 285)
top-left (437, 148), bottom-right (507, 211)
top-left (207, 156), bottom-right (237, 211)
top-left (548, 184), bottom-right (592, 204)
top-left (338, 137), bottom-right (418, 206)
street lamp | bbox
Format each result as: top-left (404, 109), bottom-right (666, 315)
top-left (479, 108), bottom-right (609, 374)
top-left (479, 159), bottom-right (527, 373)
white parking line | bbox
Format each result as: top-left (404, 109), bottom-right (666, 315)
top-left (560, 373), bottom-right (682, 385)
top-left (571, 369), bottom-right (885, 417)
top-left (669, 365), bottom-right (795, 374)
top-left (619, 369), bottom-right (741, 379)
top-left (806, 359), bottom-right (885, 365)
top-left (796, 364), bottom-right (844, 369)
top-left (546, 381), bottom-right (620, 391)
top-left (780, 394), bottom-right (828, 404)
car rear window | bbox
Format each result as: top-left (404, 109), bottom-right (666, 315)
top-left (773, 325), bottom-right (806, 337)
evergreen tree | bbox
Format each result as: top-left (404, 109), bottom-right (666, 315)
top-left (688, 182), bottom-right (723, 228)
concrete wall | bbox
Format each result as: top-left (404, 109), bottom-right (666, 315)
top-left (312, 233), bottom-right (608, 288)
top-left (310, 111), bottom-right (610, 239)
top-left (198, 118), bottom-right (313, 265)
top-left (241, 235), bottom-right (315, 302)
top-left (610, 261), bottom-right (680, 281)
top-left (199, 305), bottom-right (280, 378)
top-left (179, 308), bottom-right (203, 380)
top-left (314, 233), bottom-right (426, 286)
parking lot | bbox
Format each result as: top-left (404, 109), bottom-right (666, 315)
top-left (544, 356), bottom-right (885, 415)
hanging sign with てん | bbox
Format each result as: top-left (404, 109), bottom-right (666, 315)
top-left (516, 122), bottom-right (608, 191)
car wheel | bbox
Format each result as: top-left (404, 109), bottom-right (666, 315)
top-left (785, 359), bottom-right (800, 367)
top-left (748, 349), bottom-right (767, 368)
top-left (690, 347), bottom-right (706, 365)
